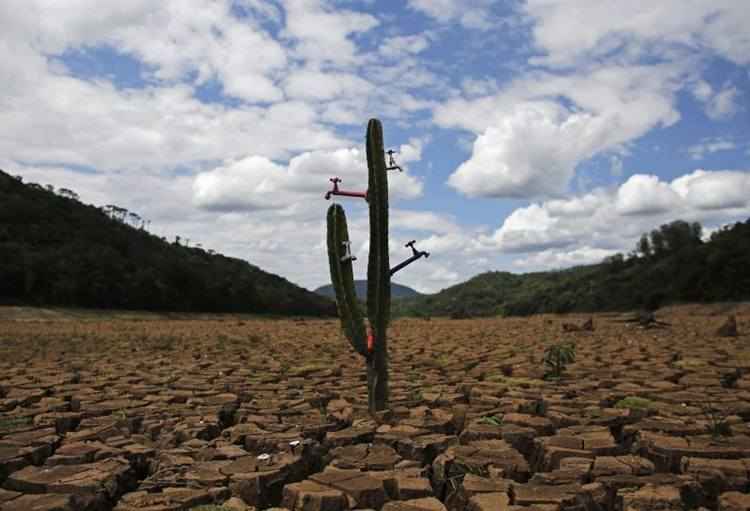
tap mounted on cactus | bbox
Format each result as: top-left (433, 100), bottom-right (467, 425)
top-left (325, 118), bottom-right (428, 413)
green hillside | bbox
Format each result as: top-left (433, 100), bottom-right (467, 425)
top-left (0, 170), bottom-right (336, 316)
top-left (395, 218), bottom-right (750, 318)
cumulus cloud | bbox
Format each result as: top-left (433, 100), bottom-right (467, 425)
top-left (615, 175), bottom-right (681, 216)
top-left (281, 0), bottom-right (379, 65)
top-left (671, 170), bottom-right (750, 210)
top-left (436, 1), bottom-right (748, 201)
top-left (284, 68), bottom-right (374, 101)
top-left (192, 145), bottom-right (424, 212)
top-left (485, 203), bottom-right (579, 253)
top-left (447, 102), bottom-right (608, 198)
top-left (524, 0), bottom-right (750, 67)
top-left (440, 62), bottom-right (684, 199)
top-left (487, 169), bottom-right (750, 258)
top-left (2, 0), bottom-right (289, 102)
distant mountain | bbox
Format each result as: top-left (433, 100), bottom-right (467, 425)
top-left (0, 169), bottom-right (336, 316)
top-left (315, 280), bottom-right (421, 300)
top-left (394, 218), bottom-right (750, 318)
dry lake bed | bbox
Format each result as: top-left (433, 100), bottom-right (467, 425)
top-left (1, 304), bottom-right (749, 511)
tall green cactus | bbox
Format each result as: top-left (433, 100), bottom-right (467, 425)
top-left (365, 119), bottom-right (390, 411)
top-left (326, 118), bottom-right (391, 413)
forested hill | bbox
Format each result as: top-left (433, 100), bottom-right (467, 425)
top-left (394, 218), bottom-right (750, 318)
top-left (0, 170), bottom-right (336, 316)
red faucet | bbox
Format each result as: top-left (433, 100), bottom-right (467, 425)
top-left (324, 177), bottom-right (368, 201)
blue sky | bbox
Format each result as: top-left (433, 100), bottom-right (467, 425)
top-left (2, 0), bottom-right (749, 292)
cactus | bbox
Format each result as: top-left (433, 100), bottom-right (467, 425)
top-left (326, 118), bottom-right (421, 413)
top-left (365, 118), bottom-right (390, 412)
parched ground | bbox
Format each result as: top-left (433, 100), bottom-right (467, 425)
top-left (1, 304), bottom-right (749, 511)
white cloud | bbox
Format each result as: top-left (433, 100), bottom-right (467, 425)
top-left (440, 62), bottom-right (684, 198)
top-left (514, 246), bottom-right (617, 270)
top-left (615, 174), bottom-right (681, 216)
top-left (688, 137), bottom-right (736, 160)
top-left (487, 169), bottom-right (750, 260)
top-left (435, 1), bottom-right (748, 201)
top-left (192, 146), bottom-right (424, 212)
top-left (447, 101), bottom-right (610, 198)
top-left (379, 34), bottom-right (431, 59)
top-left (691, 80), bottom-right (742, 120)
top-left (390, 210), bottom-right (461, 235)
top-left (691, 80), bottom-right (713, 102)
top-left (706, 84), bottom-right (741, 120)
top-left (524, 0), bottom-right (750, 68)
top-left (407, 0), bottom-right (498, 30)
top-left (672, 170), bottom-right (750, 210)
top-left (281, 0), bottom-right (379, 65)
top-left (5, 0), bottom-right (289, 102)
top-left (284, 68), bottom-right (374, 101)
top-left (487, 203), bottom-right (578, 253)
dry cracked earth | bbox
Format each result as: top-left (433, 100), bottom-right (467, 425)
top-left (1, 304), bottom-right (750, 511)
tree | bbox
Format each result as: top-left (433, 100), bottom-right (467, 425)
top-left (650, 228), bottom-right (666, 257)
top-left (127, 212), bottom-right (142, 227)
top-left (57, 188), bottom-right (80, 201)
top-left (637, 234), bottom-right (651, 258)
top-left (603, 253), bottom-right (626, 273)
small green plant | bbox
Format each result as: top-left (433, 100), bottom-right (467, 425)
top-left (543, 342), bottom-right (576, 379)
top-left (478, 415), bottom-right (502, 426)
top-left (614, 397), bottom-right (654, 410)
top-left (408, 388), bottom-right (423, 402)
top-left (113, 409), bottom-right (128, 422)
top-left (699, 400), bottom-right (732, 438)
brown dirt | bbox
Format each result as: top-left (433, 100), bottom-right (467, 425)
top-left (1, 304), bottom-right (749, 510)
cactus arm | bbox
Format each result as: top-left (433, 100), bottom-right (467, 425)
top-left (327, 204), bottom-right (368, 357)
top-left (366, 118), bottom-right (391, 339)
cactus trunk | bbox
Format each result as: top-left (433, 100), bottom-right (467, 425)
top-left (365, 118), bottom-right (390, 411)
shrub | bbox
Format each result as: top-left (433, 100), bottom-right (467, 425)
top-left (614, 397), bottom-right (653, 410)
top-left (543, 342), bottom-right (576, 379)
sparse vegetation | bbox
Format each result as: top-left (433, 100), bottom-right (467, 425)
top-left (477, 415), bottom-right (502, 426)
top-left (543, 342), bottom-right (576, 379)
top-left (615, 397), bottom-right (654, 410)
top-left (699, 400), bottom-right (732, 438)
